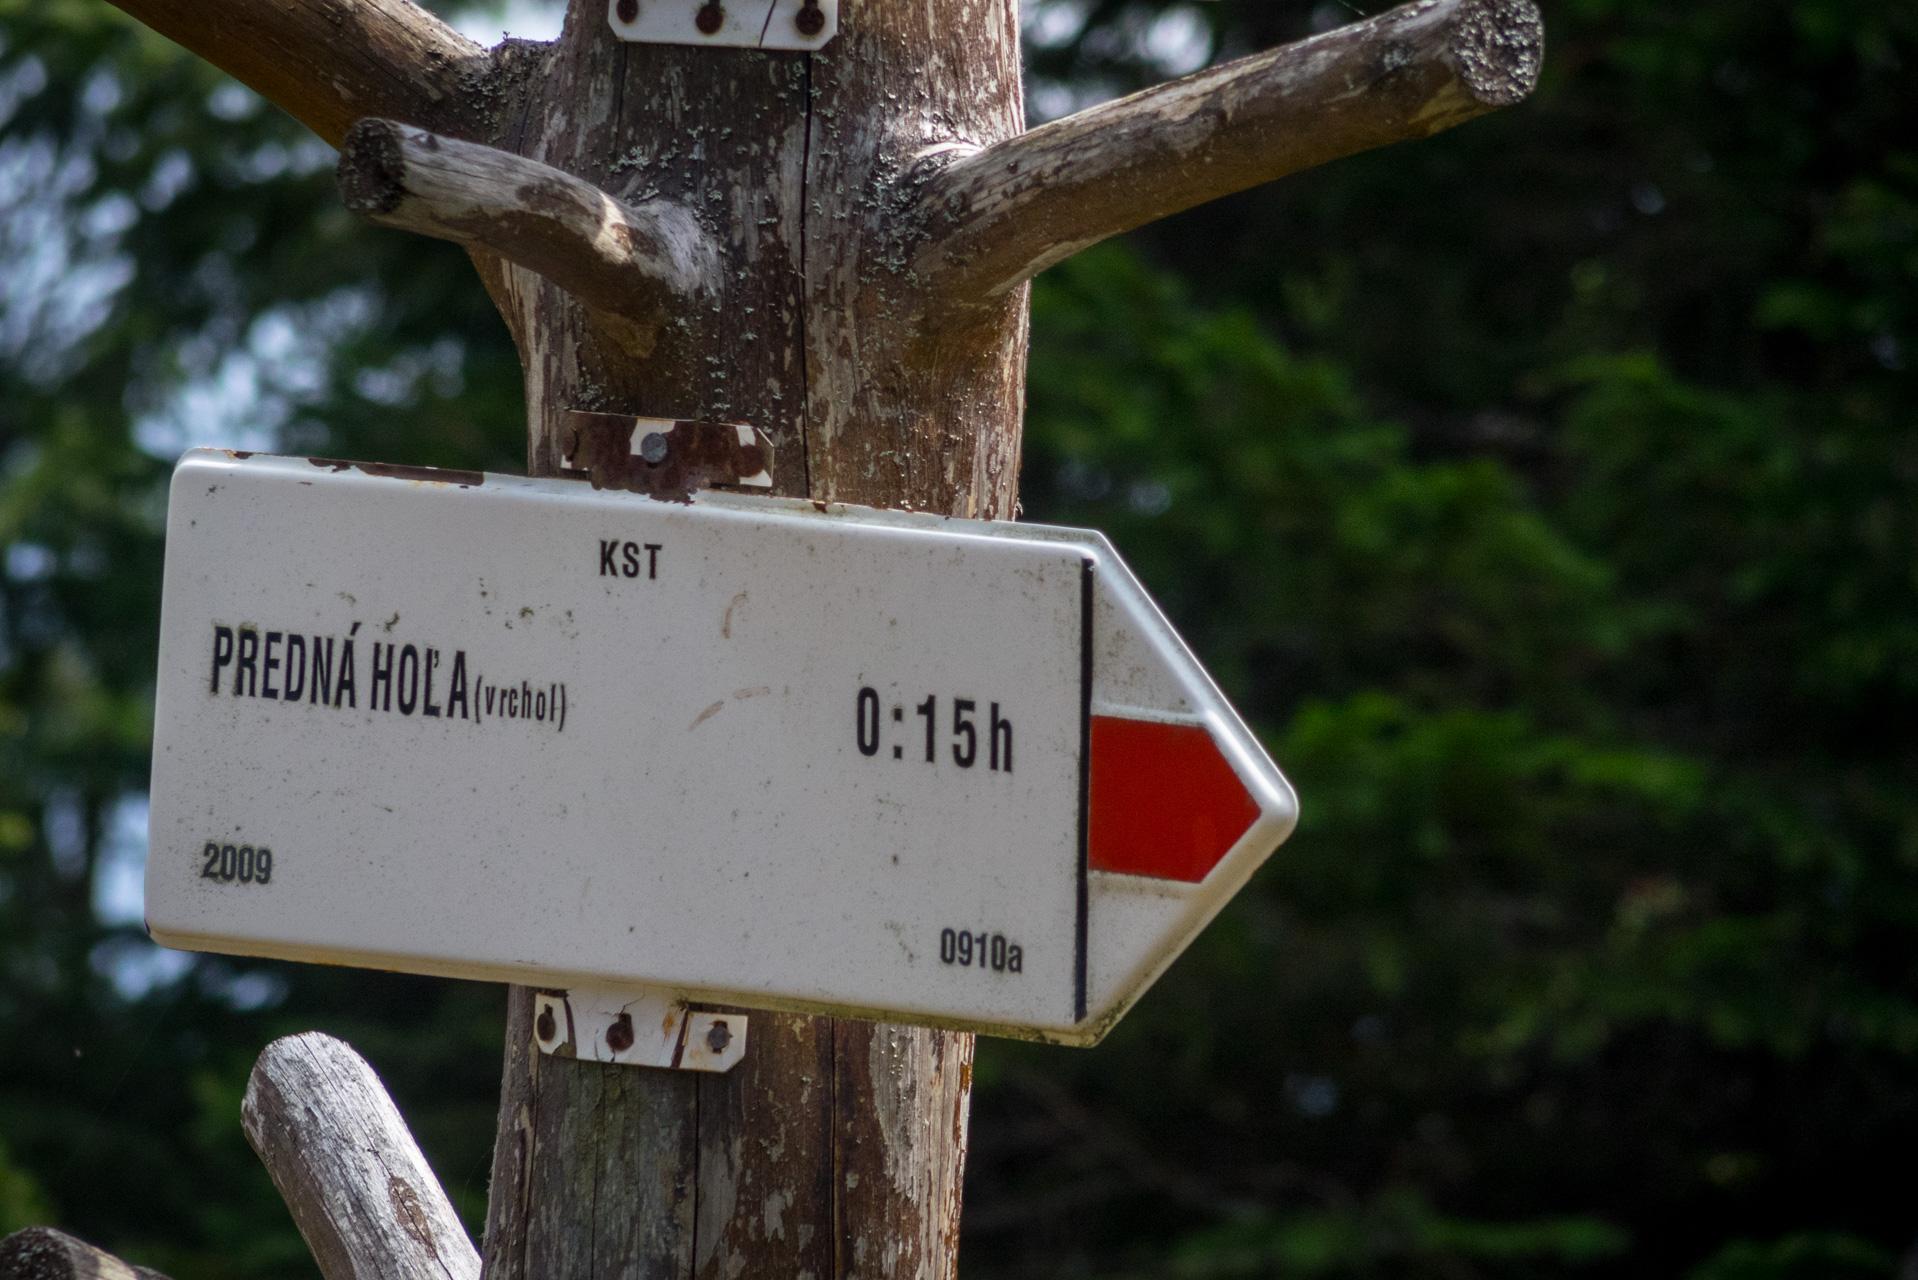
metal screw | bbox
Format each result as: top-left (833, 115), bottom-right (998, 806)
top-left (606, 1011), bottom-right (636, 1053)
top-left (536, 1006), bottom-right (557, 1043)
top-left (615, 0), bottom-right (638, 23)
top-left (706, 1020), bottom-right (732, 1053)
top-left (640, 431), bottom-right (670, 464)
top-left (695, 1), bottom-right (724, 34)
top-left (795, 0), bottom-right (824, 36)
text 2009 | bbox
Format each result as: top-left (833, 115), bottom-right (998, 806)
top-left (201, 841), bottom-right (273, 885)
top-left (940, 928), bottom-right (1023, 973)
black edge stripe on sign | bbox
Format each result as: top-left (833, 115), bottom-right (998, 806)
top-left (1075, 557), bottom-right (1093, 1024)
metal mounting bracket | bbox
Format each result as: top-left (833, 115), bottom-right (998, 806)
top-left (607, 0), bottom-right (838, 51)
top-left (534, 986), bottom-right (748, 1071)
top-left (560, 412), bottom-right (773, 501)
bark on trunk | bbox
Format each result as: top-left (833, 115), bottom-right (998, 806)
top-left (473, 4), bottom-right (1011, 1276)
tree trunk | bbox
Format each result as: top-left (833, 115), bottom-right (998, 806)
top-left (475, 2), bottom-right (1016, 1276)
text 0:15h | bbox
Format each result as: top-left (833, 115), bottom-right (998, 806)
top-left (855, 688), bottom-right (1013, 769)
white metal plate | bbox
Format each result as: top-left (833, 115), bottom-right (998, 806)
top-left (533, 988), bottom-right (747, 1071)
top-left (607, 0), bottom-right (837, 51)
top-left (146, 450), bottom-right (1295, 1044)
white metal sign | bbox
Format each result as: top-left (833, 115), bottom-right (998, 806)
top-left (147, 450), bottom-right (1296, 1044)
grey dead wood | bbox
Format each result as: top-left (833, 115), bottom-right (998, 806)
top-left (241, 1033), bottom-right (480, 1280)
top-left (913, 0), bottom-right (1544, 318)
top-left (0, 1228), bottom-right (173, 1280)
top-left (337, 118), bottom-right (720, 358)
top-left (102, 0), bottom-right (1540, 1275)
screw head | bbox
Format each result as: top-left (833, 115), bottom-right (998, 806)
top-left (606, 1011), bottom-right (636, 1053)
top-left (706, 1020), bottom-right (733, 1053)
top-left (615, 0), bottom-right (638, 23)
top-left (640, 431), bottom-right (670, 464)
top-left (695, 1), bottom-right (724, 34)
top-left (795, 2), bottom-right (825, 36)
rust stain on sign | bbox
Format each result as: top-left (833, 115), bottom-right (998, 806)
top-left (560, 411), bottom-right (774, 501)
top-left (305, 457), bottom-right (485, 487)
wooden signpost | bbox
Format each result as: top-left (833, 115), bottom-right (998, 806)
top-left (15, 0), bottom-right (1543, 1277)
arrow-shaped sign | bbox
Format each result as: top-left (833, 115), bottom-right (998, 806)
top-left (146, 450), bottom-right (1296, 1044)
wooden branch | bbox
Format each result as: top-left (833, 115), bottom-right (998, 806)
top-left (241, 1033), bottom-right (480, 1280)
top-left (914, 0), bottom-right (1543, 315)
top-left (0, 1228), bottom-right (172, 1280)
top-left (338, 119), bottom-right (719, 358)
top-left (104, 0), bottom-right (483, 147)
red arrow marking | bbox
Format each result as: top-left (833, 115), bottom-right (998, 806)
top-left (1088, 716), bottom-right (1261, 883)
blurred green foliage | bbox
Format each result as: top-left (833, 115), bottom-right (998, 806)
top-left (0, 0), bottom-right (1913, 1277)
top-left (0, 1138), bottom-right (51, 1234)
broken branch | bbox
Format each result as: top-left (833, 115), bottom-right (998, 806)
top-left (242, 1032), bottom-right (480, 1280)
top-left (104, 0), bottom-right (482, 147)
top-left (338, 119), bottom-right (719, 358)
top-left (0, 1228), bottom-right (173, 1280)
top-left (914, 0), bottom-right (1543, 316)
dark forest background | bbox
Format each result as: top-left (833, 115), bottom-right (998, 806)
top-left (2, 0), bottom-right (1915, 1276)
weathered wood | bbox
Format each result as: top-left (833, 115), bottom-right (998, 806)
top-left (337, 119), bottom-right (719, 358)
top-left (0, 1228), bottom-right (172, 1280)
top-left (102, 0), bottom-right (482, 147)
top-left (513, 1004), bottom-right (698, 1280)
top-left (915, 0), bottom-right (1545, 316)
top-left (691, 1012), bottom-right (835, 1280)
top-left (798, 0), bottom-right (1028, 514)
top-left (476, 987), bottom-right (539, 1280)
top-left (241, 1032), bottom-right (480, 1280)
top-left (833, 1022), bottom-right (974, 1280)
top-left (117, 0), bottom-right (1541, 336)
top-left (465, 18), bottom-right (815, 489)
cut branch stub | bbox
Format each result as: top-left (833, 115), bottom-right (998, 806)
top-left (241, 1032), bottom-right (480, 1280)
top-left (914, 0), bottom-right (1544, 318)
top-left (0, 1228), bottom-right (173, 1280)
top-left (338, 119), bottom-right (720, 358)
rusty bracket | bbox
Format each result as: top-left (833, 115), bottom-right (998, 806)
top-left (533, 986), bottom-right (748, 1072)
top-left (561, 412), bottom-right (774, 502)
